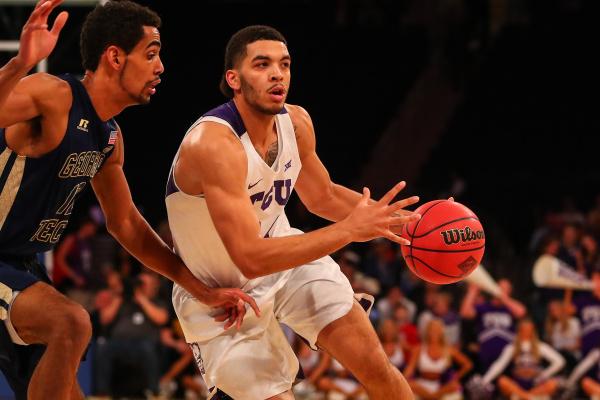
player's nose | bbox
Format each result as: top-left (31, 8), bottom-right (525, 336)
top-left (156, 56), bottom-right (165, 75)
top-left (270, 66), bottom-right (283, 81)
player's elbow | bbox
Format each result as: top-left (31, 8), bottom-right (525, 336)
top-left (303, 186), bottom-right (336, 216)
top-left (230, 251), bottom-right (262, 280)
top-left (105, 218), bottom-right (124, 239)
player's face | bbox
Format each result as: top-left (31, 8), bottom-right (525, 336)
top-left (119, 26), bottom-right (164, 105)
top-left (238, 40), bottom-right (291, 115)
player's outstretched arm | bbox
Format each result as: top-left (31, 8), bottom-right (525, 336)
top-left (92, 129), bottom-right (260, 328)
top-left (0, 0), bottom-right (67, 127)
top-left (176, 123), bottom-right (420, 280)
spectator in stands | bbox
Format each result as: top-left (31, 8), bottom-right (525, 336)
top-left (565, 270), bottom-right (600, 357)
top-left (337, 249), bottom-right (380, 296)
top-left (377, 286), bottom-right (417, 322)
top-left (417, 292), bottom-right (461, 347)
top-left (405, 318), bottom-right (472, 400)
top-left (53, 216), bottom-right (98, 309)
top-left (94, 271), bottom-right (169, 396)
top-left (481, 319), bottom-right (565, 400)
top-left (363, 238), bottom-right (403, 293)
top-left (460, 280), bottom-right (526, 373)
top-left (158, 319), bottom-right (204, 398)
top-left (544, 299), bottom-right (581, 371)
top-left (394, 303), bottom-right (420, 348)
top-left (581, 233), bottom-right (600, 277)
top-left (557, 223), bottom-right (584, 274)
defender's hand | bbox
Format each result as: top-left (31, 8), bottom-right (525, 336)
top-left (209, 288), bottom-right (260, 330)
top-left (15, 0), bottom-right (68, 70)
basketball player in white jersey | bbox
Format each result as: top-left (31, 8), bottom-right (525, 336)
top-left (166, 25), bottom-right (420, 400)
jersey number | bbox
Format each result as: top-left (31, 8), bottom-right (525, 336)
top-left (56, 182), bottom-right (87, 215)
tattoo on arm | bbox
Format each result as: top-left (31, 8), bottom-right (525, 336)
top-left (265, 139), bottom-right (278, 167)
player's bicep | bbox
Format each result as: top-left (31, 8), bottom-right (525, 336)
top-left (0, 81), bottom-right (39, 127)
top-left (193, 131), bottom-right (261, 269)
top-left (0, 73), bottom-right (67, 128)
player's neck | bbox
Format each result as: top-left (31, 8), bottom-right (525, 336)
top-left (234, 97), bottom-right (276, 144)
top-left (81, 71), bottom-right (129, 121)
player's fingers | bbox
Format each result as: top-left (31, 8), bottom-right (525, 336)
top-left (359, 187), bottom-right (370, 205)
top-left (27, 23), bottom-right (49, 31)
top-left (213, 311), bottom-right (229, 322)
top-left (388, 195), bottom-right (420, 213)
top-left (378, 181), bottom-right (406, 206)
top-left (30, 0), bottom-right (51, 19)
top-left (50, 11), bottom-right (68, 36)
top-left (39, 0), bottom-right (63, 19)
top-left (224, 308), bottom-right (237, 330)
top-left (389, 225), bottom-right (404, 235)
top-left (34, 0), bottom-right (49, 9)
top-left (236, 291), bottom-right (261, 317)
top-left (384, 231), bottom-right (410, 246)
top-left (448, 197), bottom-right (454, 202)
top-left (236, 299), bottom-right (245, 330)
top-left (390, 213), bottom-right (420, 226)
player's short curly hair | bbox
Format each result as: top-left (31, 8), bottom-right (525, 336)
top-left (80, 0), bottom-right (161, 71)
top-left (220, 25), bottom-right (287, 98)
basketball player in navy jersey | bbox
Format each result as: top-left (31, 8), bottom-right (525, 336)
top-left (167, 25), bottom-right (420, 399)
top-left (0, 1), bottom-right (258, 399)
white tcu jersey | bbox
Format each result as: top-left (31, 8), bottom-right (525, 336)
top-left (165, 101), bottom-right (302, 337)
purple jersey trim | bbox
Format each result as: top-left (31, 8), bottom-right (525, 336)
top-left (203, 101), bottom-right (288, 136)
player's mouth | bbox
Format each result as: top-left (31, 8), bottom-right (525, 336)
top-left (268, 85), bottom-right (286, 102)
top-left (148, 78), bottom-right (161, 95)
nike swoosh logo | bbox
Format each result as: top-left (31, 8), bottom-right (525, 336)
top-left (248, 179), bottom-right (262, 190)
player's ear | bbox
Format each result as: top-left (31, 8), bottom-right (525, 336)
top-left (225, 69), bottom-right (241, 91)
top-left (106, 46), bottom-right (123, 70)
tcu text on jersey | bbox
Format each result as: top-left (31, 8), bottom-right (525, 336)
top-left (250, 179), bottom-right (292, 210)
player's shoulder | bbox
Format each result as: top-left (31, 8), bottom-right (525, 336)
top-left (21, 73), bottom-right (71, 110)
top-left (181, 121), bottom-right (246, 162)
top-left (21, 72), bottom-right (70, 95)
top-left (285, 103), bottom-right (312, 128)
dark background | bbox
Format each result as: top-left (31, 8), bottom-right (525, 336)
top-left (2, 0), bottom-right (599, 289)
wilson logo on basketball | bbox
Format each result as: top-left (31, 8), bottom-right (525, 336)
top-left (440, 226), bottom-right (485, 245)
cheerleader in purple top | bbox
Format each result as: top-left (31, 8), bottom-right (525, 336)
top-left (482, 319), bottom-right (565, 400)
top-left (460, 280), bottom-right (526, 373)
top-left (566, 270), bottom-right (600, 357)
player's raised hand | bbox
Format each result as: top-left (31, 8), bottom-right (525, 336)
top-left (343, 181), bottom-right (420, 245)
top-left (15, 0), bottom-right (68, 70)
top-left (208, 288), bottom-right (260, 330)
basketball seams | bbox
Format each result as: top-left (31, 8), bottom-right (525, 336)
top-left (408, 200), bottom-right (446, 267)
top-left (404, 254), bottom-right (463, 279)
top-left (409, 244), bottom-right (486, 253)
top-left (411, 216), bottom-right (482, 239)
top-left (408, 200), bottom-right (446, 238)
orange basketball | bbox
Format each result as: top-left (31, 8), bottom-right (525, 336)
top-left (400, 200), bottom-right (485, 284)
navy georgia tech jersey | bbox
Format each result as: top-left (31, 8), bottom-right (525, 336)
top-left (0, 74), bottom-right (117, 255)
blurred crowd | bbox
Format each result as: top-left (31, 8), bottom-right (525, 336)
top-left (52, 195), bottom-right (600, 400)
